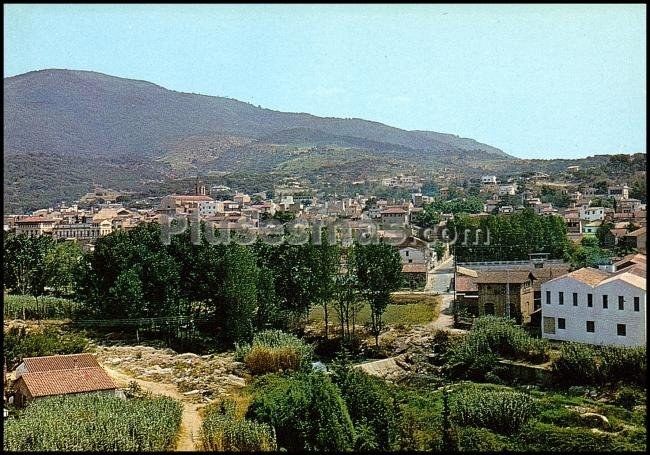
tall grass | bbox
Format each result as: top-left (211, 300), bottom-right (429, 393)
top-left (3, 392), bottom-right (182, 451)
top-left (235, 330), bottom-right (313, 375)
top-left (3, 294), bottom-right (80, 319)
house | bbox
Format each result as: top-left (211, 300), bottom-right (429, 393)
top-left (541, 267), bottom-right (646, 347)
top-left (579, 206), bottom-right (606, 221)
top-left (481, 175), bottom-right (497, 185)
top-left (380, 207), bottom-right (408, 226)
top-left (454, 268), bottom-right (479, 314)
top-left (607, 185), bottom-right (630, 201)
top-left (566, 165), bottom-right (580, 172)
top-left (402, 263), bottom-right (428, 289)
top-left (499, 184), bottom-right (517, 196)
top-left (473, 271), bottom-right (537, 324)
top-left (159, 195), bottom-right (214, 216)
top-left (583, 220), bottom-right (602, 235)
top-left (12, 354), bottom-right (118, 407)
top-left (621, 227), bottom-right (646, 253)
top-left (52, 219), bottom-right (113, 241)
top-left (14, 217), bottom-right (57, 237)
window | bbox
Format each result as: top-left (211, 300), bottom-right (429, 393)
top-left (405, 251), bottom-right (409, 257)
top-left (617, 324), bottom-right (626, 336)
top-left (408, 259), bottom-right (412, 263)
top-left (558, 318), bottom-right (566, 330)
top-left (587, 293), bottom-right (593, 307)
top-left (573, 293), bottom-right (578, 306)
top-left (546, 290), bottom-right (551, 305)
top-left (602, 295), bottom-right (608, 309)
top-left (559, 292), bottom-right (564, 305)
top-left (543, 317), bottom-right (555, 334)
top-left (634, 297), bottom-right (640, 312)
top-left (618, 296), bottom-right (624, 311)
top-left (586, 321), bottom-right (595, 333)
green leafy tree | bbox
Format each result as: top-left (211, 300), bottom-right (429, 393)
top-left (44, 241), bottom-right (83, 297)
top-left (354, 243), bottom-right (403, 347)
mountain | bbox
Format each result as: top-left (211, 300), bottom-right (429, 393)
top-left (4, 69), bottom-right (514, 212)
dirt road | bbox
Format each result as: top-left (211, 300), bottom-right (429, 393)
top-left (103, 365), bottom-right (204, 451)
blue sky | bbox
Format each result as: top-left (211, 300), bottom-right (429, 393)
top-left (3, 4), bottom-right (646, 159)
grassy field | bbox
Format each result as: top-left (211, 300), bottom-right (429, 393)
top-left (308, 294), bottom-right (441, 327)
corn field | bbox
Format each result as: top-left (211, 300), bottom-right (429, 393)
top-left (450, 385), bottom-right (538, 435)
top-left (235, 330), bottom-right (313, 375)
top-left (199, 398), bottom-right (277, 451)
top-left (3, 294), bottom-right (80, 320)
top-left (3, 392), bottom-right (182, 451)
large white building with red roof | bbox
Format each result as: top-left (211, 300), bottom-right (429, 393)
top-left (541, 260), bottom-right (646, 347)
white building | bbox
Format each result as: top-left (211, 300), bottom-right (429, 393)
top-left (498, 184), bottom-right (517, 196)
top-left (541, 267), bottom-right (646, 347)
top-left (481, 175), bottom-right (498, 185)
top-left (198, 200), bottom-right (224, 217)
top-left (579, 206), bottom-right (606, 222)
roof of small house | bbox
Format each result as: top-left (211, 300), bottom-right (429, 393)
top-left (475, 270), bottom-right (536, 284)
top-left (402, 263), bottom-right (428, 273)
top-left (601, 271), bottom-right (646, 291)
top-left (21, 353), bottom-right (101, 373)
top-left (626, 227), bottom-right (646, 237)
top-left (381, 207), bottom-right (407, 214)
top-left (614, 253), bottom-right (646, 269)
top-left (17, 368), bottom-right (117, 398)
top-left (455, 275), bottom-right (478, 292)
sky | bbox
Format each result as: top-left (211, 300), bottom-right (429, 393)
top-left (3, 4), bottom-right (646, 159)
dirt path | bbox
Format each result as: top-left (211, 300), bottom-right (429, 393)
top-left (103, 365), bottom-right (204, 451)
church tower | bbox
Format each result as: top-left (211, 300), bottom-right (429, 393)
top-left (195, 178), bottom-right (207, 196)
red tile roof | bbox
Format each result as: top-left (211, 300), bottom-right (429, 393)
top-left (18, 368), bottom-right (117, 398)
top-left (402, 263), bottom-right (428, 273)
top-left (455, 275), bottom-right (478, 292)
top-left (16, 217), bottom-right (57, 224)
top-left (22, 353), bottom-right (101, 373)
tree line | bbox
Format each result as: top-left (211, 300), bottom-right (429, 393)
top-left (3, 224), bottom-right (403, 346)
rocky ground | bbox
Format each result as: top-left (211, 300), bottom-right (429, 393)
top-left (93, 342), bottom-right (247, 403)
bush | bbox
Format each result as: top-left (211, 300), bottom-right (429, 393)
top-left (456, 426), bottom-right (509, 452)
top-left (552, 343), bottom-right (599, 385)
top-left (200, 398), bottom-right (276, 452)
top-left (235, 330), bottom-right (313, 375)
top-left (514, 421), bottom-right (620, 452)
top-left (246, 372), bottom-right (355, 451)
top-left (552, 343), bottom-right (646, 386)
top-left (330, 357), bottom-right (398, 450)
top-left (3, 326), bottom-right (89, 368)
top-left (450, 385), bottom-right (538, 435)
top-left (3, 392), bottom-right (182, 451)
top-left (615, 387), bottom-right (643, 411)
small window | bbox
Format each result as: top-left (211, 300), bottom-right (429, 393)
top-left (573, 293), bottom-right (578, 306)
top-left (586, 321), bottom-right (595, 333)
top-left (408, 259), bottom-right (412, 263)
top-left (618, 296), bottom-right (624, 311)
top-left (617, 324), bottom-right (626, 336)
top-left (558, 318), bottom-right (566, 329)
top-left (405, 251), bottom-right (409, 257)
top-left (546, 290), bottom-right (551, 305)
top-left (543, 317), bottom-right (556, 334)
top-left (602, 295), bottom-right (608, 309)
top-left (559, 292), bottom-right (564, 305)
top-left (634, 297), bottom-right (640, 312)
top-left (587, 293), bottom-right (593, 307)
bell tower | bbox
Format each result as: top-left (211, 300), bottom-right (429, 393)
top-left (195, 178), bottom-right (207, 196)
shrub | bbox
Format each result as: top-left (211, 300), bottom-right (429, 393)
top-left (514, 421), bottom-right (620, 452)
top-left (446, 317), bottom-right (549, 380)
top-left (330, 358), bottom-right (398, 450)
top-left (3, 326), bottom-right (89, 368)
top-left (3, 393), bottom-right (182, 451)
top-left (551, 342), bottom-right (599, 385)
top-left (552, 343), bottom-right (646, 386)
top-left (449, 385), bottom-right (538, 435)
top-left (615, 387), bottom-right (643, 411)
top-left (235, 330), bottom-right (313, 375)
top-left (200, 398), bottom-right (276, 452)
top-left (246, 372), bottom-right (355, 451)
top-left (600, 346), bottom-right (646, 386)
top-left (456, 426), bottom-right (509, 452)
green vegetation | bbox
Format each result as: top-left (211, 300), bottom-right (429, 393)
top-left (3, 294), bottom-right (80, 320)
top-left (3, 325), bottom-right (89, 369)
top-left (3, 393), bottom-right (182, 451)
top-left (447, 208), bottom-right (571, 262)
top-left (449, 384), bottom-right (538, 435)
top-left (446, 316), bottom-right (549, 380)
top-left (247, 372), bottom-right (356, 451)
top-left (200, 398), bottom-right (277, 451)
top-left (234, 330), bottom-right (313, 375)
top-left (552, 342), bottom-right (646, 386)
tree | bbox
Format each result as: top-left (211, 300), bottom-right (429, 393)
top-left (312, 234), bottom-right (340, 339)
top-left (3, 234), bottom-right (56, 315)
top-left (354, 243), bottom-right (403, 347)
top-left (44, 241), bottom-right (83, 297)
top-left (596, 221), bottom-right (616, 249)
top-left (333, 247), bottom-right (363, 344)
